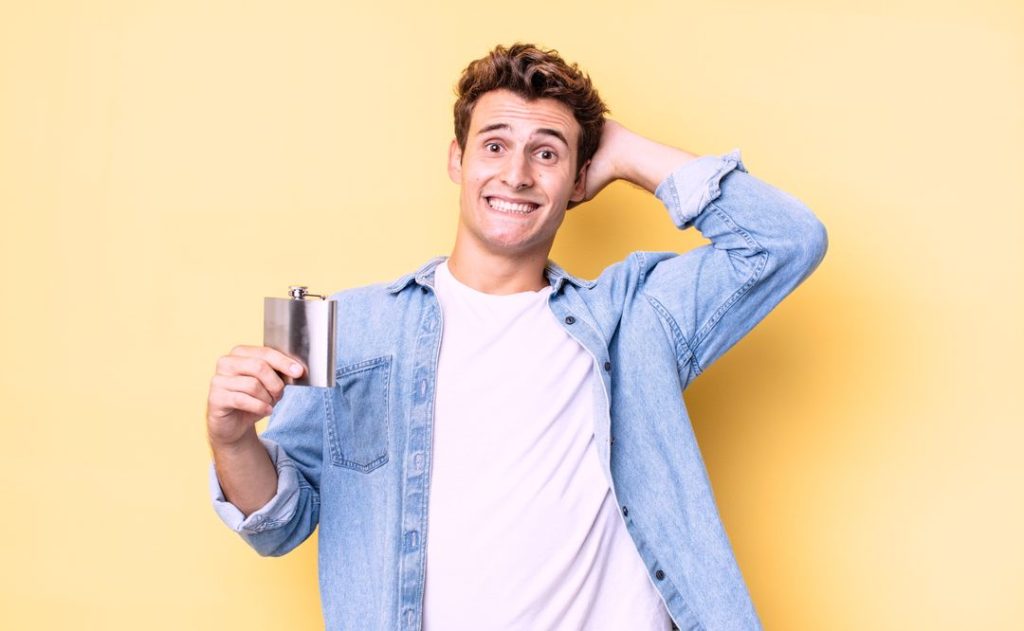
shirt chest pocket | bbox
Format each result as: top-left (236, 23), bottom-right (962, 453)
top-left (325, 356), bottom-right (391, 473)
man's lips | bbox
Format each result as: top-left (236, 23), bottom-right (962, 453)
top-left (486, 196), bottom-right (540, 215)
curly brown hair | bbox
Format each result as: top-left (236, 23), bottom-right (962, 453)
top-left (454, 43), bottom-right (608, 174)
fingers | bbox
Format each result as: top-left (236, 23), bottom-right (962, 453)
top-left (208, 385), bottom-right (274, 419)
top-left (209, 374), bottom-right (276, 418)
top-left (216, 346), bottom-right (305, 391)
top-left (212, 374), bottom-right (277, 406)
top-left (215, 355), bottom-right (285, 397)
top-left (209, 345), bottom-right (307, 422)
top-left (229, 345), bottom-right (306, 379)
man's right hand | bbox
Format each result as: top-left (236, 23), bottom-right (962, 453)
top-left (206, 345), bottom-right (306, 449)
top-left (570, 120), bottom-right (700, 208)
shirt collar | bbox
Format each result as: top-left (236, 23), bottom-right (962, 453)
top-left (385, 256), bottom-right (595, 294)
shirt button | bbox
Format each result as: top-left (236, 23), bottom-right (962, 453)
top-left (564, 315), bottom-right (576, 325)
top-left (405, 530), bottom-right (420, 550)
top-left (655, 569), bottom-right (666, 581)
top-left (622, 506), bottom-right (629, 517)
top-left (604, 361), bottom-right (612, 372)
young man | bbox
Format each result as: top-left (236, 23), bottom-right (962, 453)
top-left (207, 44), bottom-right (827, 630)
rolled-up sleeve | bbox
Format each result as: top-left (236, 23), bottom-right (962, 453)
top-left (208, 437), bottom-right (302, 534)
top-left (656, 148), bottom-right (750, 230)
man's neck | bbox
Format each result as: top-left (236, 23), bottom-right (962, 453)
top-left (446, 240), bottom-right (551, 295)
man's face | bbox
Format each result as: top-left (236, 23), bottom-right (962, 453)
top-left (448, 89), bottom-right (587, 261)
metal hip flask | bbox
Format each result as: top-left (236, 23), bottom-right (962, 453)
top-left (263, 286), bottom-right (336, 387)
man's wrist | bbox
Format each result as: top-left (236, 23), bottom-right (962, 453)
top-left (208, 425), bottom-right (261, 456)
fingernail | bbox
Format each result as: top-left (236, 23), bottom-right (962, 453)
top-left (290, 363), bottom-right (302, 377)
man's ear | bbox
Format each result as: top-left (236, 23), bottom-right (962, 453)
top-left (568, 160), bottom-right (591, 204)
top-left (447, 139), bottom-right (462, 184)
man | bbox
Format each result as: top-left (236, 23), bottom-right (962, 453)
top-left (207, 43), bottom-right (827, 630)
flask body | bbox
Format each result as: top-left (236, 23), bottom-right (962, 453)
top-left (263, 293), bottom-right (336, 387)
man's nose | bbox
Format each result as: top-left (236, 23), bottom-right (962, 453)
top-left (501, 152), bottom-right (534, 190)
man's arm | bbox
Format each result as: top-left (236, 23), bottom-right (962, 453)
top-left (207, 346), bottom-right (323, 556)
top-left (207, 346), bottom-right (301, 514)
top-left (577, 120), bottom-right (701, 201)
top-left (584, 121), bottom-right (828, 387)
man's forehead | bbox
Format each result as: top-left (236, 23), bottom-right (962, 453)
top-left (469, 90), bottom-right (580, 143)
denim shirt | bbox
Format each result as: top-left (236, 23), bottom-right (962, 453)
top-left (210, 149), bottom-right (828, 631)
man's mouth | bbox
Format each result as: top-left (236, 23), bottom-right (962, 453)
top-left (486, 197), bottom-right (539, 215)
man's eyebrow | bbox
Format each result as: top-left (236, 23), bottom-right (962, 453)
top-left (535, 128), bottom-right (569, 147)
top-left (475, 123), bottom-right (570, 148)
top-left (476, 123), bottom-right (511, 136)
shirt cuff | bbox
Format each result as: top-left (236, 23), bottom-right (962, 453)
top-left (208, 437), bottom-right (301, 534)
top-left (654, 148), bottom-right (748, 229)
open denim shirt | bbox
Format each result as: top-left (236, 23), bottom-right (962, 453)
top-left (210, 149), bottom-right (828, 631)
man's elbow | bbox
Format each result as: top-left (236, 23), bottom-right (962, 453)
top-left (776, 198), bottom-right (828, 272)
top-left (799, 214), bottom-right (829, 272)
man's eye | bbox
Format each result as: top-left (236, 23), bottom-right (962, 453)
top-left (538, 150), bottom-right (556, 161)
top-left (485, 143), bottom-right (502, 152)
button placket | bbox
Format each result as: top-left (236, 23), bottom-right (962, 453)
top-left (399, 295), bottom-right (442, 626)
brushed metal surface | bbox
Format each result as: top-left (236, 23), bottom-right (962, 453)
top-left (263, 297), bottom-right (336, 387)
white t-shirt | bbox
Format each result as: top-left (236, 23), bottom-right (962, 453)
top-left (423, 261), bottom-right (671, 631)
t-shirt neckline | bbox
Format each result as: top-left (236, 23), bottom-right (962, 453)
top-left (437, 260), bottom-right (553, 301)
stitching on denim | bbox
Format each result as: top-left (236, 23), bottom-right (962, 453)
top-left (336, 453), bottom-right (389, 473)
top-left (657, 574), bottom-right (704, 631)
top-left (326, 355), bottom-right (392, 473)
top-left (545, 262), bottom-right (597, 290)
top-left (294, 468), bottom-right (318, 498)
top-left (633, 251), bottom-right (648, 284)
top-left (662, 573), bottom-right (706, 631)
top-left (691, 203), bottom-right (768, 355)
top-left (643, 291), bottom-right (700, 377)
top-left (337, 355), bottom-right (390, 377)
top-left (323, 387), bottom-right (340, 464)
top-left (636, 197), bottom-right (766, 376)
top-left (637, 250), bottom-right (700, 377)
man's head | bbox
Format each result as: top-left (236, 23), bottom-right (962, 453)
top-left (446, 44), bottom-right (609, 265)
top-left (453, 44), bottom-right (608, 175)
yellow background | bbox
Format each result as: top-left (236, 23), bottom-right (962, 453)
top-left (1, 1), bottom-right (1021, 629)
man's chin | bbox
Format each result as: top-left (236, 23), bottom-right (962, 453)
top-left (462, 231), bottom-right (542, 258)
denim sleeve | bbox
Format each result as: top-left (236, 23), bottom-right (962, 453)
top-left (209, 437), bottom-right (302, 531)
top-left (641, 149), bottom-right (828, 389)
top-left (208, 384), bottom-right (324, 556)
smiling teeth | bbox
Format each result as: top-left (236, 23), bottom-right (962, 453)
top-left (488, 198), bottom-right (537, 214)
